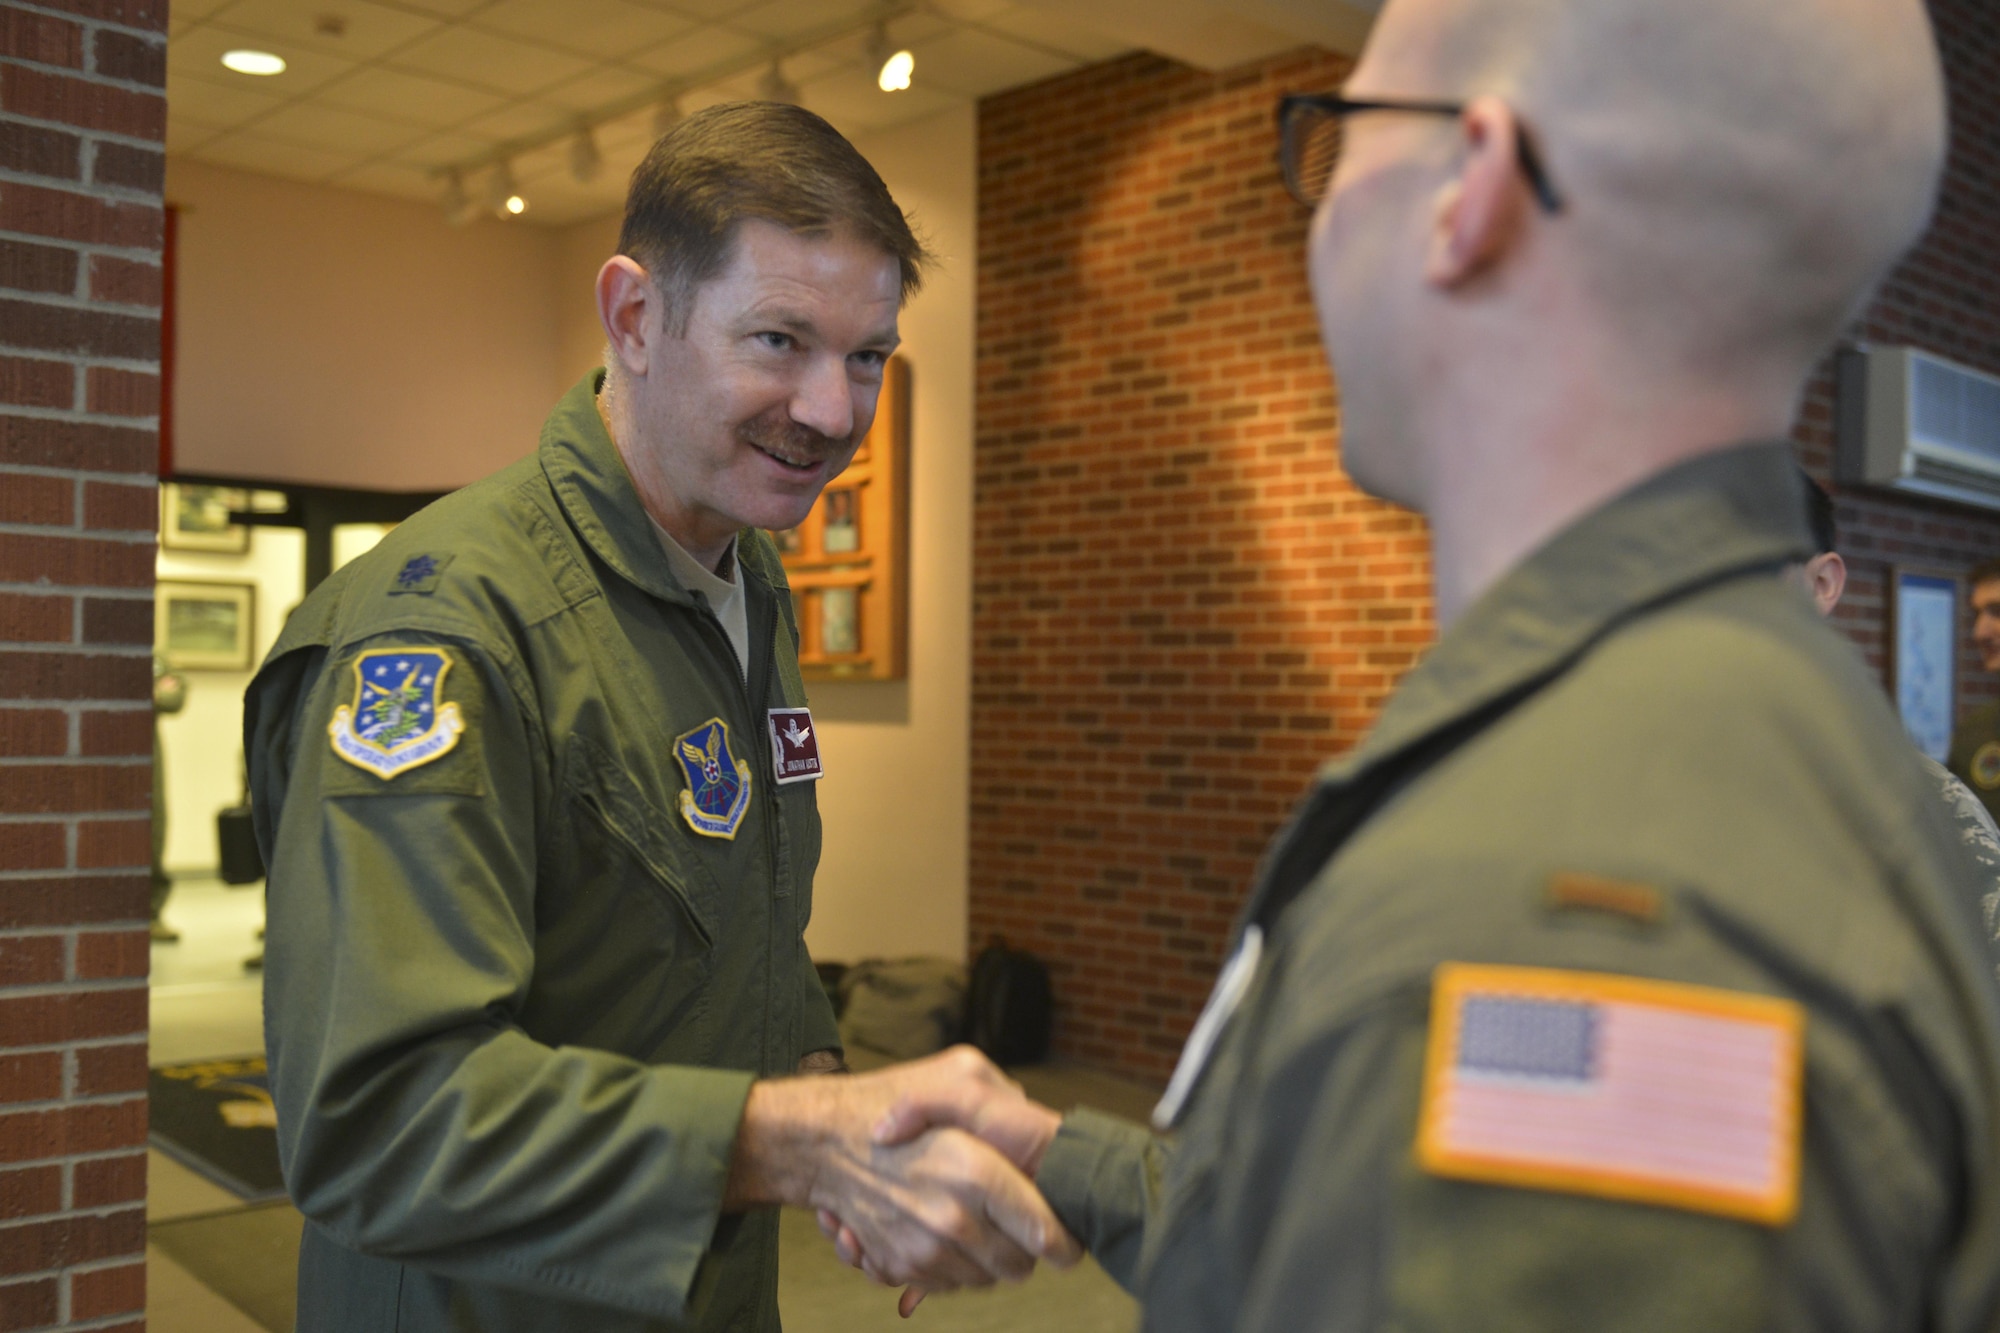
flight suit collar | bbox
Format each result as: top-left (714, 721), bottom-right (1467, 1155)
top-left (540, 368), bottom-right (704, 607)
top-left (1322, 441), bottom-right (1815, 787)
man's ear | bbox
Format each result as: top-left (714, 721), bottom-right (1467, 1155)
top-left (1425, 96), bottom-right (1528, 288)
top-left (598, 256), bottom-right (659, 377)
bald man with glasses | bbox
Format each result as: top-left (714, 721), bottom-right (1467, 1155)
top-left (848, 0), bottom-right (2000, 1327)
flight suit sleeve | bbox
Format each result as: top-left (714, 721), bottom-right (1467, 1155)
top-left (259, 631), bottom-right (753, 1324)
top-left (797, 946), bottom-right (842, 1060)
top-left (1035, 1107), bottom-right (1172, 1293)
top-left (1211, 981), bottom-right (1955, 1333)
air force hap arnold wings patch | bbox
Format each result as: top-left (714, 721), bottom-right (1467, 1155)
top-left (328, 647), bottom-right (466, 780)
top-left (675, 717), bottom-right (753, 839)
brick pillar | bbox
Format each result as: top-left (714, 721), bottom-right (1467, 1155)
top-left (0, 1), bottom-right (167, 1329)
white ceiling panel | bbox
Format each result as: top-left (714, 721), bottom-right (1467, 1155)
top-left (317, 66), bottom-right (510, 127)
top-left (203, 0), bottom-right (448, 62)
top-left (388, 129), bottom-right (515, 168)
top-left (907, 26), bottom-right (1080, 99)
top-left (625, 23), bottom-right (768, 79)
top-left (387, 26), bottom-right (598, 96)
top-left (254, 101), bottom-right (433, 156)
top-left (730, 0), bottom-right (881, 41)
top-left (172, 25), bottom-right (361, 95)
top-left (471, 0), bottom-right (700, 62)
top-left (191, 130), bottom-right (359, 181)
top-left (536, 65), bottom-right (665, 114)
top-left (327, 161), bottom-right (439, 202)
top-left (166, 68), bottom-right (290, 127)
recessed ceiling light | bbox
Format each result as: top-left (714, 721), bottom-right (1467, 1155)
top-left (877, 49), bottom-right (914, 92)
top-left (221, 49), bottom-right (286, 76)
top-left (504, 195), bottom-right (526, 215)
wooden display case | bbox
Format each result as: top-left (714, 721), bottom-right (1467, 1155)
top-left (772, 355), bottom-right (910, 682)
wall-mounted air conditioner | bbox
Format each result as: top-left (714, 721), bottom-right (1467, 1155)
top-left (1836, 344), bottom-right (2000, 511)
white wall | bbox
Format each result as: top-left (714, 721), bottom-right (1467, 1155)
top-left (804, 104), bottom-right (977, 964)
top-left (160, 106), bottom-right (978, 962)
top-left (167, 159), bottom-right (563, 491)
top-left (156, 526), bottom-right (303, 872)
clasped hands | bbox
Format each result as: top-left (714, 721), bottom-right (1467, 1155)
top-left (725, 1045), bottom-right (1074, 1316)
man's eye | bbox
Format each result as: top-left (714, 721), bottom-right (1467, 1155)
top-left (757, 332), bottom-right (794, 350)
top-left (852, 350), bottom-right (886, 370)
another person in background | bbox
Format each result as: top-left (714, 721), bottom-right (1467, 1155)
top-left (150, 652), bottom-right (186, 943)
top-left (1948, 556), bottom-right (2000, 822)
top-left (857, 0), bottom-right (2000, 1327)
top-left (1797, 474), bottom-right (2000, 970)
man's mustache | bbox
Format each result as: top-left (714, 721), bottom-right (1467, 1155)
top-left (739, 414), bottom-right (851, 463)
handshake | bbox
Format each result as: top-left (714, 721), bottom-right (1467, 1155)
top-left (725, 1045), bottom-right (1084, 1316)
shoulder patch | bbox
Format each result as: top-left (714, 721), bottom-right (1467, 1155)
top-left (328, 647), bottom-right (466, 779)
top-left (674, 717), bottom-right (752, 838)
top-left (1416, 963), bottom-right (1804, 1226)
top-left (389, 553), bottom-right (454, 595)
top-left (1544, 872), bottom-right (1664, 925)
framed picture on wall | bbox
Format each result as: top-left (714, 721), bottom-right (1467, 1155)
top-left (1890, 566), bottom-right (1958, 762)
top-left (769, 355), bottom-right (911, 681)
top-left (161, 483), bottom-right (250, 553)
top-left (157, 579), bottom-right (257, 671)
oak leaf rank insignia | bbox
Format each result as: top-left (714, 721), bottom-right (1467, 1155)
top-left (328, 647), bottom-right (465, 779)
top-left (675, 717), bottom-right (753, 839)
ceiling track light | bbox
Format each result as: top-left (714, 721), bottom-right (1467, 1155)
top-left (568, 126), bottom-right (602, 183)
top-left (652, 96), bottom-right (684, 141)
top-left (869, 22), bottom-right (914, 92)
top-left (440, 168), bottom-right (476, 226)
top-left (757, 58), bottom-right (800, 106)
top-left (486, 160), bottom-right (524, 217)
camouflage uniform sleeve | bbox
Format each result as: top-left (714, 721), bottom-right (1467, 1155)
top-left (1034, 1107), bottom-right (1172, 1293)
top-left (257, 629), bottom-right (754, 1323)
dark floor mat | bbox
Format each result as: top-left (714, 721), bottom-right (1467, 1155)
top-left (150, 1199), bottom-right (302, 1333)
top-left (149, 1056), bottom-right (286, 1201)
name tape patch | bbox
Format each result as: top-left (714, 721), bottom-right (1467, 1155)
top-left (1416, 963), bottom-right (1804, 1226)
top-left (328, 647), bottom-right (465, 779)
top-left (675, 717), bottom-right (752, 839)
top-left (768, 707), bottom-right (824, 785)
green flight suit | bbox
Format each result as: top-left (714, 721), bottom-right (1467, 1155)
top-left (1948, 701), bottom-right (2000, 826)
top-left (1036, 444), bottom-right (2000, 1331)
top-left (243, 371), bottom-right (841, 1332)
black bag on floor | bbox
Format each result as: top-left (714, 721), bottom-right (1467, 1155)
top-left (216, 805), bottom-right (265, 885)
top-left (964, 939), bottom-right (1053, 1066)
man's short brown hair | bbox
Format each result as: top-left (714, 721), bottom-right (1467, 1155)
top-left (1969, 557), bottom-right (2000, 596)
top-left (617, 102), bottom-right (930, 332)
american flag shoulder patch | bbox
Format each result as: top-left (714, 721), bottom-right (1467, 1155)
top-left (1416, 963), bottom-right (1805, 1226)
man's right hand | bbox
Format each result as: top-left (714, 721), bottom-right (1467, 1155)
top-left (723, 1047), bottom-right (1080, 1294)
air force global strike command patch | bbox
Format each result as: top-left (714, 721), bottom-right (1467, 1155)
top-left (768, 707), bottom-right (823, 785)
top-left (328, 648), bottom-right (466, 779)
top-left (675, 718), bottom-right (753, 838)
top-left (1416, 964), bottom-right (1805, 1225)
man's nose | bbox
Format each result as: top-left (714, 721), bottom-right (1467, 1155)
top-left (790, 356), bottom-right (854, 442)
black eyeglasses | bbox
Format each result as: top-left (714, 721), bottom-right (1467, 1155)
top-left (1277, 92), bottom-right (1564, 215)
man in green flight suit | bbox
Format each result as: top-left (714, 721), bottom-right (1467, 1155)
top-left (854, 0), bottom-right (2000, 1326)
top-left (245, 104), bottom-right (1077, 1332)
top-left (1948, 558), bottom-right (2000, 822)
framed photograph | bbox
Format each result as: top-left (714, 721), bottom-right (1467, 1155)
top-left (156, 579), bottom-right (257, 671)
top-left (161, 483), bottom-right (250, 553)
top-left (770, 356), bottom-right (911, 681)
top-left (820, 587), bottom-right (859, 656)
top-left (770, 526), bottom-right (802, 555)
top-left (1890, 567), bottom-right (1958, 761)
top-left (821, 488), bottom-right (860, 554)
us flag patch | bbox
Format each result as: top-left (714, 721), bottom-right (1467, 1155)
top-left (1416, 964), bottom-right (1805, 1226)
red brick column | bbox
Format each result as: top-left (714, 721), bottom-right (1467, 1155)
top-left (0, 1), bottom-right (166, 1328)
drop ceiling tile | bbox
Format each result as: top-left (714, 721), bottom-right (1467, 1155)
top-left (253, 101), bottom-right (432, 156)
top-left (642, 0), bottom-right (774, 22)
top-left (170, 25), bottom-right (360, 96)
top-left (456, 99), bottom-right (584, 144)
top-left (202, 0), bottom-right (446, 62)
top-left (927, 0), bottom-right (1014, 21)
top-left (165, 118), bottom-right (225, 152)
top-left (536, 64), bottom-right (663, 113)
top-left (805, 74), bottom-right (957, 134)
top-left (316, 66), bottom-right (510, 127)
top-left (903, 26), bottom-right (1080, 98)
top-left (323, 161), bottom-right (440, 203)
top-left (729, 0), bottom-right (879, 42)
top-left (388, 129), bottom-right (510, 169)
top-left (471, 0), bottom-right (698, 62)
top-left (164, 68), bottom-right (291, 126)
top-left (382, 0), bottom-right (498, 16)
top-left (625, 24), bottom-right (766, 79)
top-left (965, 6), bottom-right (1131, 61)
top-left (387, 26), bottom-right (597, 97)
top-left (169, 0), bottom-right (243, 29)
top-left (190, 130), bottom-right (355, 180)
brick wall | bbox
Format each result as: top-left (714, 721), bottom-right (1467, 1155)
top-left (971, 0), bottom-right (2000, 1082)
top-left (0, 0), bottom-right (166, 1328)
top-left (1800, 0), bottom-right (2000, 707)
